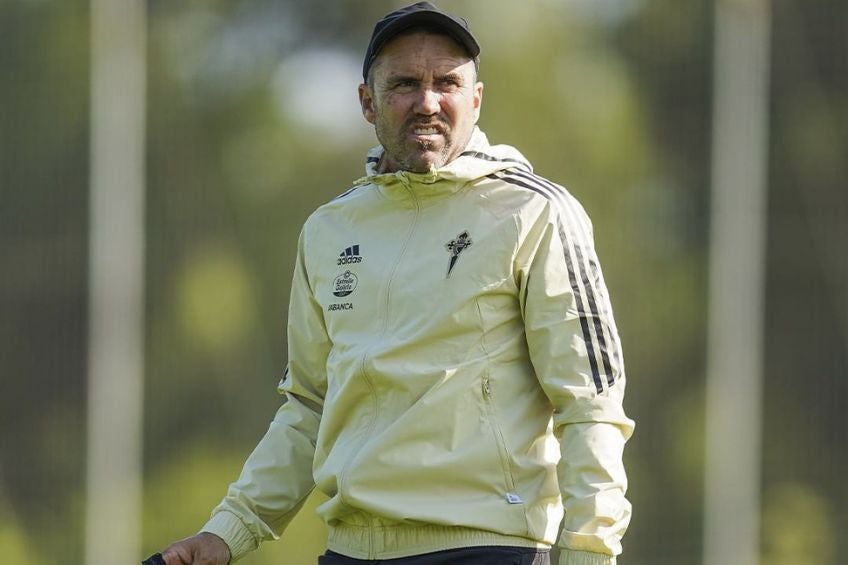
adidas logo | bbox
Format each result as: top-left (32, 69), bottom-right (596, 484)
top-left (337, 244), bottom-right (363, 265)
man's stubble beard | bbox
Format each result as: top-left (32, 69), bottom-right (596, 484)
top-left (373, 107), bottom-right (453, 173)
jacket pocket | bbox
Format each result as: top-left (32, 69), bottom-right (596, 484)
top-left (481, 375), bottom-right (520, 501)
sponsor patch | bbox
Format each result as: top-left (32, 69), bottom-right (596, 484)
top-left (332, 270), bottom-right (358, 297)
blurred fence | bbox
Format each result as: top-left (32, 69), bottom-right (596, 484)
top-left (1, 1), bottom-right (845, 564)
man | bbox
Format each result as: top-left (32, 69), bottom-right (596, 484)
top-left (150, 2), bottom-right (633, 564)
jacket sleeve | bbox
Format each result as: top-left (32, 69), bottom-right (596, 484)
top-left (516, 194), bottom-right (634, 565)
top-left (201, 226), bottom-right (330, 561)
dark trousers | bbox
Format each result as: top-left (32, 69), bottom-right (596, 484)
top-left (318, 546), bottom-right (550, 565)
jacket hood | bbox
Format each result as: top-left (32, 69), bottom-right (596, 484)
top-left (359, 127), bottom-right (533, 190)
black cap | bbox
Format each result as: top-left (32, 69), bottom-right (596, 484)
top-left (362, 1), bottom-right (480, 81)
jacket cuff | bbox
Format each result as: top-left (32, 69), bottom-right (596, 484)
top-left (201, 510), bottom-right (258, 562)
top-left (559, 549), bottom-right (616, 565)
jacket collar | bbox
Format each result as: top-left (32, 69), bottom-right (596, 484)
top-left (357, 127), bottom-right (533, 203)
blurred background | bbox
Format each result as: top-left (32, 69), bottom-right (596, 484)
top-left (1, 0), bottom-right (846, 563)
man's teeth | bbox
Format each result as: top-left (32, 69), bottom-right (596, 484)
top-left (414, 127), bottom-right (439, 134)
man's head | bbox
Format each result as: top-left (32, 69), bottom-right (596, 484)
top-left (358, 2), bottom-right (483, 173)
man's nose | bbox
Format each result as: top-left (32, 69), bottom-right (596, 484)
top-left (413, 87), bottom-right (440, 115)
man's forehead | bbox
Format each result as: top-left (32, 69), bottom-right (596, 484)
top-left (381, 59), bottom-right (471, 78)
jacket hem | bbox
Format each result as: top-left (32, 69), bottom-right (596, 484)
top-left (328, 523), bottom-right (549, 560)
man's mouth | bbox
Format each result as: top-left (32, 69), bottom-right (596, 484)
top-left (413, 126), bottom-right (440, 135)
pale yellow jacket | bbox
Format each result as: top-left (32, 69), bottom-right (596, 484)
top-left (203, 129), bottom-right (634, 565)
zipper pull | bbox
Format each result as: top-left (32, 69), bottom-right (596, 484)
top-left (482, 377), bottom-right (491, 397)
top-left (396, 171), bottom-right (412, 189)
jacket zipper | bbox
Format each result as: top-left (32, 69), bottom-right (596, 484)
top-left (336, 176), bottom-right (421, 557)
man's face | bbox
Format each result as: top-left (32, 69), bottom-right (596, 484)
top-left (358, 32), bottom-right (483, 173)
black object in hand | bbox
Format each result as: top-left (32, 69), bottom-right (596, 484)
top-left (141, 552), bottom-right (166, 565)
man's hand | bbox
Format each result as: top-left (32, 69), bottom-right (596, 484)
top-left (158, 532), bottom-right (231, 565)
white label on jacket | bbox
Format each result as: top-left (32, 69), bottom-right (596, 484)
top-left (505, 493), bottom-right (523, 504)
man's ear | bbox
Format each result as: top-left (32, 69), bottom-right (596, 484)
top-left (473, 81), bottom-right (484, 123)
top-left (359, 83), bottom-right (376, 125)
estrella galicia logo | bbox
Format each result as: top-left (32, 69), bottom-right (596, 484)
top-left (338, 244), bottom-right (362, 265)
top-left (332, 270), bottom-right (358, 297)
top-left (445, 230), bottom-right (473, 278)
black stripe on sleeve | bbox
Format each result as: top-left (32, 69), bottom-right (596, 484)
top-left (332, 185), bottom-right (364, 201)
top-left (487, 172), bottom-right (606, 393)
top-left (506, 169), bottom-right (620, 388)
top-left (461, 151), bottom-right (533, 172)
top-left (489, 170), bottom-right (621, 393)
